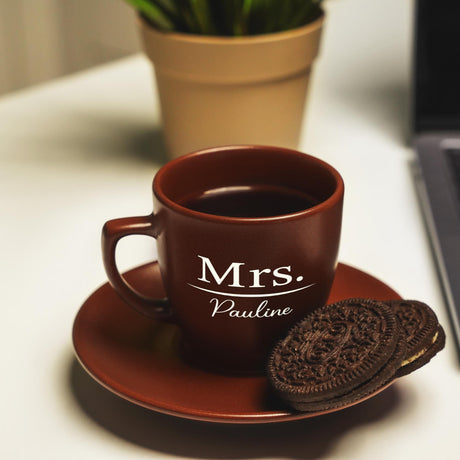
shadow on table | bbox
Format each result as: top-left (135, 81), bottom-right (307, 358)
top-left (333, 81), bottom-right (410, 145)
top-left (68, 357), bottom-right (405, 459)
top-left (11, 110), bottom-right (170, 167)
top-left (61, 113), bottom-right (170, 166)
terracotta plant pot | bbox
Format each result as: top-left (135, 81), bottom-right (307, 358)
top-left (139, 14), bottom-right (324, 158)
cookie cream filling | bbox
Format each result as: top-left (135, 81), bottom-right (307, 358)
top-left (401, 331), bottom-right (439, 367)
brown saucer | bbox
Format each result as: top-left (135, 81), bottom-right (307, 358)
top-left (72, 262), bottom-right (401, 424)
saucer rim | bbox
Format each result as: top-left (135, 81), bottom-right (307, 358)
top-left (73, 351), bottom-right (396, 424)
top-left (72, 262), bottom-right (401, 424)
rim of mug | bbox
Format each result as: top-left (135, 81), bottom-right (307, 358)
top-left (153, 145), bottom-right (344, 223)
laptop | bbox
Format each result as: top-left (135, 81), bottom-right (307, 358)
top-left (412, 0), bottom-right (460, 352)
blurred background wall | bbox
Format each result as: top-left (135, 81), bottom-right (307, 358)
top-left (0, 0), bottom-right (140, 96)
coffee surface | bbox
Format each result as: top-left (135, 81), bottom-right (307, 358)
top-left (181, 185), bottom-right (317, 218)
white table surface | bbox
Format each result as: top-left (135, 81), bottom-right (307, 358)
top-left (1, 0), bottom-right (459, 458)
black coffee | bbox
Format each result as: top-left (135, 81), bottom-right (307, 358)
top-left (181, 185), bottom-right (318, 218)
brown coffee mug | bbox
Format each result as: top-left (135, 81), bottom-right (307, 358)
top-left (102, 145), bottom-right (344, 374)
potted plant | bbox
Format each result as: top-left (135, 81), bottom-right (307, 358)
top-left (123, 1), bottom-right (324, 158)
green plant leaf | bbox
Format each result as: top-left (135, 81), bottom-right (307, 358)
top-left (187, 0), bottom-right (217, 34)
top-left (123, 0), bottom-right (175, 30)
top-left (283, 0), bottom-right (322, 30)
top-left (122, 0), bottom-right (323, 35)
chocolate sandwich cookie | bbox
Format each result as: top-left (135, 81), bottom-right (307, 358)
top-left (291, 329), bottom-right (407, 412)
top-left (386, 300), bottom-right (445, 377)
top-left (267, 298), bottom-right (403, 410)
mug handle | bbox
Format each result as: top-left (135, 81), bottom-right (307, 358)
top-left (101, 214), bottom-right (172, 320)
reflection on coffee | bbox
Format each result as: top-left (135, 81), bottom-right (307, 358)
top-left (181, 185), bottom-right (318, 218)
